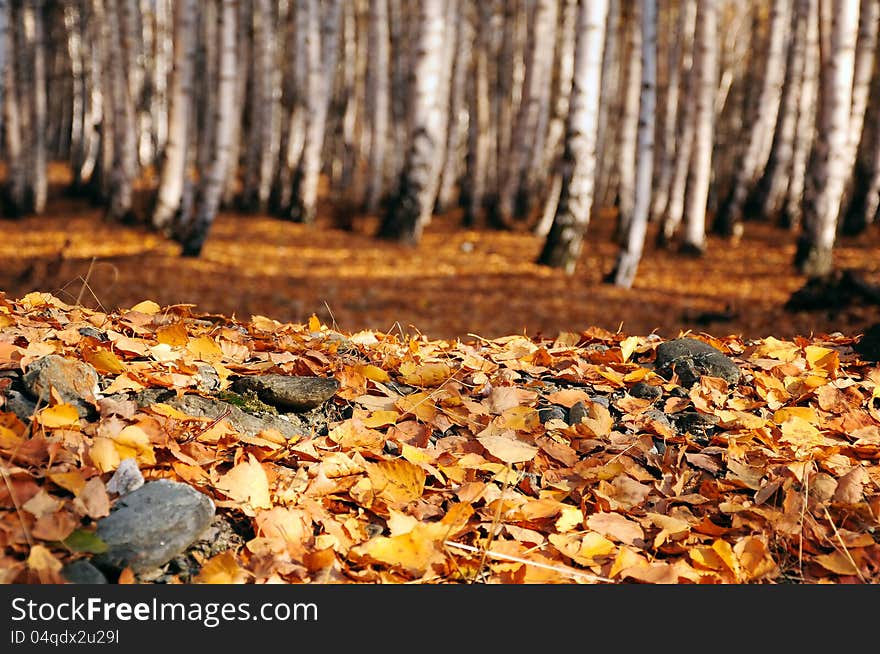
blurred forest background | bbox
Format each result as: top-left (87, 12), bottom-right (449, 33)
top-left (1, 0), bottom-right (880, 340)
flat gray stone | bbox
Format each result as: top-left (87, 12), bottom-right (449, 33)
top-left (165, 393), bottom-right (306, 439)
top-left (62, 560), bottom-right (108, 584)
top-left (22, 355), bottom-right (100, 417)
top-left (654, 338), bottom-right (740, 387)
top-left (231, 374), bottom-right (339, 412)
top-left (93, 479), bottom-right (215, 574)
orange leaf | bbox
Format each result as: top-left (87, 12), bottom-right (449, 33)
top-left (366, 459), bottom-right (427, 506)
top-left (194, 550), bottom-right (249, 584)
top-left (82, 346), bottom-right (126, 374)
top-left (477, 430), bottom-right (539, 464)
top-left (36, 404), bottom-right (80, 428)
top-left (156, 322), bottom-right (189, 347)
top-left (215, 454), bottom-right (272, 511)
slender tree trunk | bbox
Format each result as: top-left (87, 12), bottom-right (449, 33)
top-left (682, 0), bottom-right (719, 254)
top-left (797, 0), bottom-right (860, 276)
top-left (222, 0), bottom-right (249, 207)
top-left (364, 0), bottom-right (390, 213)
top-left (652, 0), bottom-right (696, 223)
top-left (614, 2), bottom-right (642, 242)
top-left (176, 0), bottom-right (236, 257)
top-left (610, 0), bottom-right (657, 288)
top-left (464, 1), bottom-right (489, 227)
top-left (2, 0), bottom-right (25, 216)
top-left (534, 0), bottom-right (578, 238)
top-left (496, 0), bottom-right (558, 227)
top-left (151, 0), bottom-right (195, 232)
top-left (594, 0), bottom-right (620, 212)
top-left (715, 0), bottom-right (792, 238)
top-left (290, 0), bottom-right (340, 224)
top-left (537, 0), bottom-right (609, 273)
top-left (784, 0), bottom-right (820, 231)
top-left (759, 0), bottom-right (808, 221)
top-left (28, 0), bottom-right (48, 214)
top-left (377, 0), bottom-right (447, 244)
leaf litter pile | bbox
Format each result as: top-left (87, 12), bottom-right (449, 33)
top-left (1, 291), bottom-right (879, 584)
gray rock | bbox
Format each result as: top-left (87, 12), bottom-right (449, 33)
top-left (654, 338), bottom-right (740, 387)
top-left (93, 479), bottom-right (215, 574)
top-left (62, 559), bottom-right (108, 584)
top-left (106, 458), bottom-right (144, 496)
top-left (855, 324), bottom-right (880, 362)
top-left (22, 355), bottom-right (100, 418)
top-left (195, 364), bottom-right (221, 393)
top-left (671, 411), bottom-right (720, 444)
top-left (568, 401), bottom-right (589, 424)
top-left (2, 388), bottom-right (37, 422)
top-left (165, 393), bottom-right (306, 439)
top-left (630, 381), bottom-right (662, 400)
top-left (231, 374), bottom-right (339, 412)
top-left (539, 405), bottom-right (567, 424)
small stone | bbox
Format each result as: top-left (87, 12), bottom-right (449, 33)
top-left (539, 405), bottom-right (567, 423)
top-left (231, 374), bottom-right (339, 412)
top-left (854, 324), bottom-right (880, 362)
top-left (630, 381), bottom-right (662, 400)
top-left (62, 560), bottom-right (108, 584)
top-left (106, 458), bottom-right (144, 496)
top-left (1, 388), bottom-right (37, 423)
top-left (22, 355), bottom-right (100, 417)
top-left (568, 401), bottom-right (589, 424)
top-left (93, 479), bottom-right (215, 574)
top-left (654, 338), bottom-right (740, 387)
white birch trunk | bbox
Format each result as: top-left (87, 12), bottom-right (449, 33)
top-left (537, 0), bottom-right (608, 273)
top-left (28, 0), bottom-right (47, 214)
top-left (682, 0), bottom-right (719, 253)
top-left (497, 0), bottom-right (558, 226)
top-left (377, 0), bottom-right (447, 243)
top-left (177, 0), bottom-right (236, 257)
top-left (464, 1), bottom-right (490, 226)
top-left (717, 0), bottom-right (792, 237)
top-left (151, 0), bottom-right (195, 232)
top-left (798, 0), bottom-right (860, 275)
top-left (611, 0), bottom-right (657, 288)
top-left (290, 0), bottom-right (340, 224)
top-left (615, 2), bottom-right (642, 241)
top-left (364, 0), bottom-right (390, 212)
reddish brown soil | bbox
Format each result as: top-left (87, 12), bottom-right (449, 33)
top-left (1, 164), bottom-right (879, 341)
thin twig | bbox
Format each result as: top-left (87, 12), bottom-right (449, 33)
top-left (822, 506), bottom-right (868, 583)
top-left (445, 541), bottom-right (611, 583)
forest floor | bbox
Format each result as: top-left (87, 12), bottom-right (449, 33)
top-left (1, 164), bottom-right (880, 344)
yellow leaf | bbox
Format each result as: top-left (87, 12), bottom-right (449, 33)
top-left (327, 419), bottom-right (386, 449)
top-left (619, 336), bottom-right (640, 363)
top-left (753, 337), bottom-right (800, 362)
top-left (194, 550), bottom-right (249, 584)
top-left (187, 335), bottom-right (223, 363)
top-left (103, 374), bottom-right (145, 394)
top-left (579, 532), bottom-right (617, 558)
top-left (156, 323), bottom-right (189, 347)
top-left (215, 454), bottom-right (272, 511)
top-left (779, 416), bottom-right (824, 450)
top-left (477, 431), bottom-right (539, 464)
top-left (396, 392), bottom-right (437, 422)
top-left (499, 405), bottom-right (541, 431)
top-left (814, 551), bottom-right (859, 576)
top-left (27, 544), bottom-right (62, 573)
top-left (609, 546), bottom-right (645, 578)
top-left (128, 300), bottom-right (161, 314)
top-left (82, 346), bottom-right (126, 374)
top-left (399, 361), bottom-right (452, 387)
top-left (773, 407), bottom-right (819, 424)
top-left (366, 459), bottom-right (426, 506)
top-left (112, 425), bottom-right (156, 465)
top-left (362, 410), bottom-right (399, 428)
top-left (89, 437), bottom-right (121, 473)
top-left (711, 539), bottom-right (741, 580)
top-left (149, 402), bottom-right (196, 420)
top-left (0, 424), bottom-right (24, 449)
top-left (47, 470), bottom-right (87, 496)
top-left (308, 314), bottom-right (321, 332)
top-left (36, 404), bottom-right (80, 428)
top-left (805, 345), bottom-right (839, 376)
top-left (555, 505), bottom-right (584, 533)
top-left (358, 364), bottom-right (390, 383)
top-left (352, 523), bottom-right (447, 577)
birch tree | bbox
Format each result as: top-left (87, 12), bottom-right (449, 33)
top-left (377, 0), bottom-right (447, 244)
top-left (609, 0), bottom-right (656, 288)
top-left (797, 0), bottom-right (860, 276)
top-left (715, 0), bottom-right (792, 238)
top-left (681, 0), bottom-right (719, 254)
top-left (151, 0), bottom-right (195, 233)
top-left (364, 0), bottom-right (390, 212)
top-left (176, 0), bottom-right (236, 257)
top-left (537, 0), bottom-right (608, 273)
